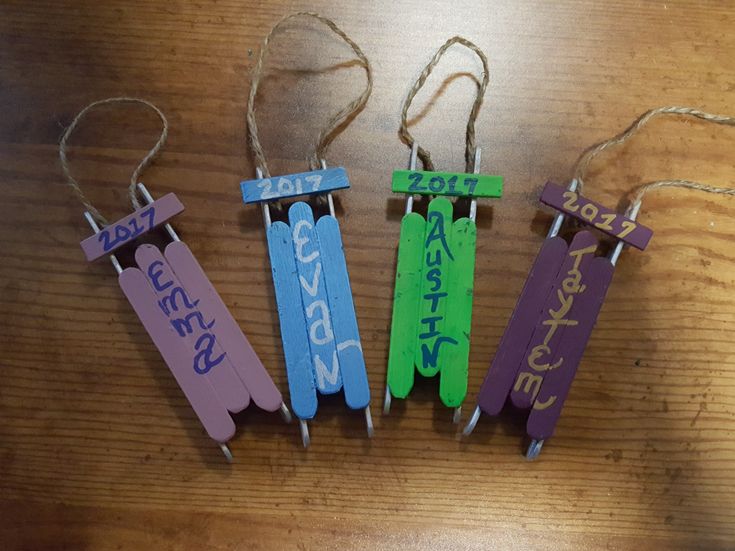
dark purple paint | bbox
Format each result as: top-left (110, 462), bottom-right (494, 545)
top-left (509, 230), bottom-right (600, 410)
top-left (527, 256), bottom-right (615, 440)
top-left (476, 236), bottom-right (569, 416)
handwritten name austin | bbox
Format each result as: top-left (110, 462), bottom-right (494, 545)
top-left (418, 209), bottom-right (457, 369)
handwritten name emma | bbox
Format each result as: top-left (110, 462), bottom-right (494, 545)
top-left (146, 259), bottom-right (225, 375)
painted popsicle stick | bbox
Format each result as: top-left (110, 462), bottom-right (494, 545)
top-left (527, 256), bottom-right (615, 440)
top-left (539, 182), bottom-right (653, 250)
top-left (509, 231), bottom-right (600, 410)
top-left (316, 215), bottom-right (370, 410)
top-left (392, 170), bottom-right (503, 198)
top-left (134, 244), bottom-right (251, 414)
top-left (439, 217), bottom-right (477, 408)
top-left (288, 202), bottom-right (343, 395)
top-left (80, 193), bottom-right (185, 261)
top-left (266, 221), bottom-right (318, 420)
top-left (241, 167), bottom-right (350, 205)
top-left (118, 267), bottom-right (236, 443)
top-left (476, 236), bottom-right (569, 416)
top-left (386, 212), bottom-right (426, 398)
top-left (164, 241), bottom-right (283, 412)
top-left (415, 197), bottom-right (456, 378)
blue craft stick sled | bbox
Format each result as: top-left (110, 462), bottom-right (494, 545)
top-left (243, 168), bottom-right (373, 447)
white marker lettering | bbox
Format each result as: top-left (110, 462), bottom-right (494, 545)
top-left (314, 351), bottom-right (340, 389)
top-left (293, 220), bottom-right (319, 263)
top-left (299, 261), bottom-right (322, 297)
top-left (306, 300), bottom-right (334, 345)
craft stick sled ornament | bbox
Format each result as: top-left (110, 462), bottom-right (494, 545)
top-left (384, 37), bottom-right (502, 423)
top-left (463, 105), bottom-right (735, 459)
top-left (62, 98), bottom-right (290, 462)
top-left (461, 178), bottom-right (649, 458)
top-left (242, 13), bottom-right (373, 447)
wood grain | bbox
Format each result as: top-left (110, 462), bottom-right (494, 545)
top-left (2, 1), bottom-right (735, 549)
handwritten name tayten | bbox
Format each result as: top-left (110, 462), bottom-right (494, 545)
top-left (513, 239), bottom-right (598, 410)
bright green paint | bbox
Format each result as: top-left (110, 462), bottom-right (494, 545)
top-left (392, 170), bottom-right (503, 198)
top-left (387, 199), bottom-right (479, 406)
top-left (386, 212), bottom-right (425, 398)
top-left (439, 217), bottom-right (477, 407)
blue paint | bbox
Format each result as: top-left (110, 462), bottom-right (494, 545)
top-left (241, 167), bottom-right (350, 204)
top-left (288, 202), bottom-right (342, 395)
top-left (316, 215), bottom-right (370, 410)
top-left (266, 221), bottom-right (318, 420)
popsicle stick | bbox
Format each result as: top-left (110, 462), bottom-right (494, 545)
top-left (439, 217), bottom-right (477, 408)
top-left (386, 212), bottom-right (426, 398)
top-left (509, 231), bottom-right (600, 410)
top-left (118, 267), bottom-right (235, 443)
top-left (266, 221), bottom-right (318, 420)
top-left (539, 182), bottom-right (653, 250)
top-left (316, 215), bottom-right (370, 410)
top-left (80, 193), bottom-right (184, 261)
top-left (164, 241), bottom-right (283, 412)
top-left (288, 202), bottom-right (343, 395)
top-left (476, 236), bottom-right (569, 416)
top-left (241, 167), bottom-right (350, 204)
top-left (415, 197), bottom-right (455, 378)
top-left (527, 256), bottom-right (615, 440)
top-left (134, 244), bottom-right (251, 414)
top-left (392, 170), bottom-right (503, 198)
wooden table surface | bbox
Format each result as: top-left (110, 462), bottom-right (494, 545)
top-left (2, 1), bottom-right (735, 549)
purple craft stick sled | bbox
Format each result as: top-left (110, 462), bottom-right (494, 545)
top-left (464, 180), bottom-right (651, 459)
top-left (81, 185), bottom-right (288, 461)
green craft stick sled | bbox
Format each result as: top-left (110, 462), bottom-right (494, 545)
top-left (384, 143), bottom-right (502, 421)
top-left (385, 35), bottom-right (501, 422)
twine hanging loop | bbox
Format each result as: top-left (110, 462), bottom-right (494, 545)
top-left (59, 97), bottom-right (169, 225)
top-left (398, 36), bottom-right (490, 172)
top-left (573, 106), bottom-right (735, 195)
top-left (246, 12), bottom-right (373, 178)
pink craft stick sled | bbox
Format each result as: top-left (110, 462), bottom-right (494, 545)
top-left (81, 184), bottom-right (288, 461)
